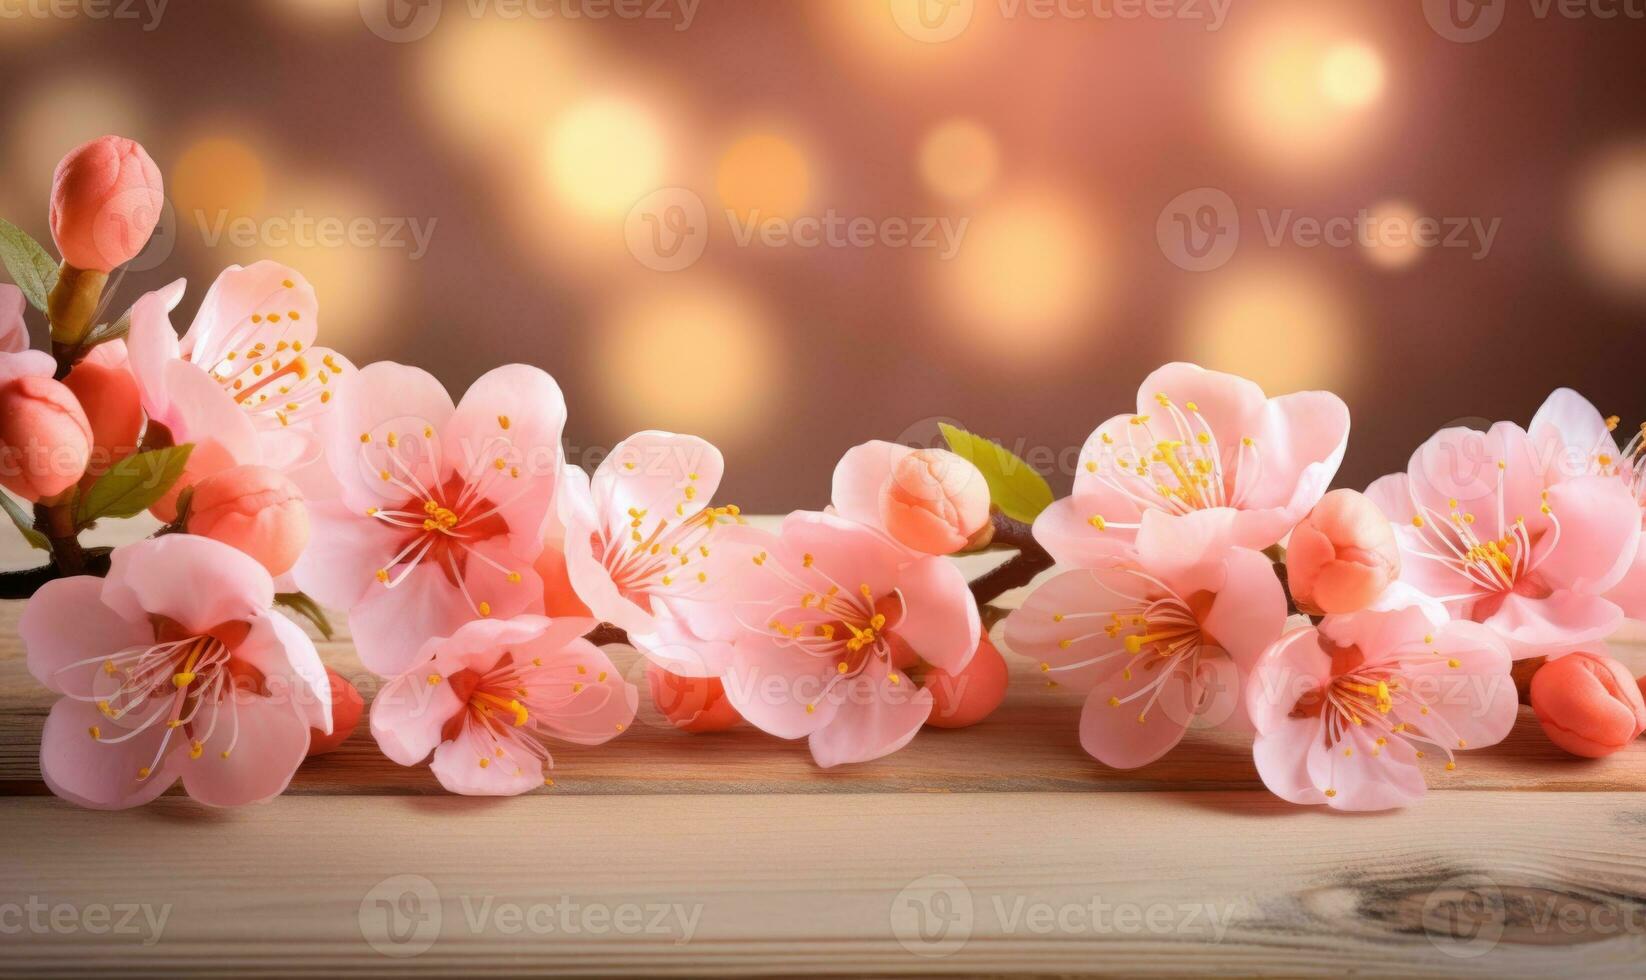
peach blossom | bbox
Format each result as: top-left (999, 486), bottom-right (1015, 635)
top-left (0, 353), bottom-right (92, 502)
top-left (1530, 651), bottom-right (1646, 758)
top-left (924, 633), bottom-right (1009, 729)
top-left (307, 667), bottom-right (364, 756)
top-left (49, 136), bottom-right (163, 272)
top-left (1287, 489), bottom-right (1400, 615)
top-left (187, 465), bottom-right (310, 577)
top-left (63, 339), bottom-right (143, 479)
top-left (1, 284), bottom-right (25, 354)
top-left (647, 665), bottom-right (742, 733)
top-left (879, 448), bottom-right (990, 555)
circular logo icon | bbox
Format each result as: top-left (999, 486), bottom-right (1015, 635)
top-left (1158, 652), bottom-right (1243, 731)
top-left (1422, 874), bottom-right (1504, 958)
top-left (359, 874), bottom-right (442, 958)
top-left (124, 196), bottom-right (177, 274)
top-left (1423, 0), bottom-right (1507, 43)
top-left (890, 0), bottom-right (975, 44)
top-left (1158, 188), bottom-right (1240, 272)
top-left (360, 0), bottom-right (442, 43)
top-left (625, 188), bottom-right (709, 272)
top-left (890, 873), bottom-right (973, 958)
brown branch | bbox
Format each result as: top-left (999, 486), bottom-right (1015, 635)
top-left (586, 624), bottom-right (630, 647)
top-left (0, 547), bottom-right (112, 599)
top-left (969, 512), bottom-right (1054, 611)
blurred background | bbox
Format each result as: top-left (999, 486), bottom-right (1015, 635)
top-left (2, 0), bottom-right (1643, 510)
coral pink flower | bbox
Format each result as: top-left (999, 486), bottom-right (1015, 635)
top-left (293, 362), bottom-right (562, 676)
top-left (370, 615), bottom-right (637, 795)
top-left (1366, 419), bottom-right (1639, 659)
top-left (127, 262), bottom-right (355, 508)
top-left (1248, 602), bottom-right (1517, 811)
top-left (558, 430), bottom-right (769, 676)
top-left (723, 511), bottom-right (980, 767)
top-left (21, 535), bottom-right (331, 809)
top-left (50, 135), bottom-right (164, 272)
top-left (1, 284), bottom-right (25, 353)
top-left (187, 464), bottom-right (311, 577)
top-left (1006, 541), bottom-right (1285, 768)
top-left (1529, 649), bottom-right (1646, 758)
top-left (0, 348), bottom-right (92, 502)
top-left (831, 441), bottom-right (990, 556)
top-left (1286, 488), bottom-right (1401, 615)
top-left (1033, 363), bottom-right (1349, 570)
top-left (1526, 388), bottom-right (1646, 620)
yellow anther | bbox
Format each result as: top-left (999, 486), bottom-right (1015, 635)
top-left (190, 741), bottom-right (203, 759)
top-left (359, 433), bottom-right (371, 444)
top-left (498, 415), bottom-right (510, 430)
top-left (88, 725), bottom-right (101, 739)
top-left (376, 569), bottom-right (390, 583)
top-left (137, 767), bottom-right (152, 779)
top-left (478, 602), bottom-right (492, 617)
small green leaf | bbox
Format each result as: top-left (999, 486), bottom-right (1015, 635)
top-left (83, 308), bottom-right (132, 347)
top-left (0, 490), bottom-right (48, 551)
top-left (76, 445), bottom-right (194, 526)
top-left (0, 217), bottom-right (58, 311)
top-left (939, 423), bottom-right (1055, 524)
top-left (276, 592), bottom-right (334, 640)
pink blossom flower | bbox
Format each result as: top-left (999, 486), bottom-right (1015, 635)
top-left (1286, 488), bottom-right (1401, 615)
top-left (558, 430), bottom-right (770, 676)
top-left (127, 262), bottom-right (355, 508)
top-left (1526, 388), bottom-right (1646, 620)
top-left (293, 362), bottom-right (562, 676)
top-left (0, 351), bottom-right (91, 502)
top-left (1033, 363), bottom-right (1349, 570)
top-left (370, 615), bottom-right (637, 795)
top-left (831, 440), bottom-right (990, 556)
top-left (1366, 418), bottom-right (1639, 659)
top-left (21, 535), bottom-right (331, 809)
top-left (1, 284), bottom-right (26, 353)
top-left (1005, 539), bottom-right (1286, 769)
top-left (722, 511), bottom-right (980, 767)
top-left (1247, 602), bottom-right (1517, 811)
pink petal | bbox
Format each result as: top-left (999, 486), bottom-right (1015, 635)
top-left (1199, 546), bottom-right (1287, 673)
top-left (1031, 494), bottom-right (1138, 569)
top-left (594, 430), bottom-right (724, 534)
top-left (0, 283), bottom-right (25, 353)
top-left (429, 726), bottom-right (543, 796)
top-left (181, 263), bottom-right (319, 366)
top-left (443, 364), bottom-right (566, 554)
top-left (807, 657), bottom-right (931, 767)
top-left (291, 500), bottom-right (408, 612)
top-left (40, 698), bottom-right (179, 809)
top-left (236, 611), bottom-right (332, 733)
top-left (370, 667), bottom-right (465, 766)
top-left (1606, 548), bottom-right (1646, 620)
top-left (124, 278), bottom-right (187, 419)
top-left (1135, 362), bottom-right (1267, 440)
top-left (22, 576), bottom-right (151, 695)
top-left (179, 692), bottom-right (310, 806)
top-left (722, 634), bottom-right (838, 740)
top-left (1364, 472), bottom-right (1411, 521)
top-left (102, 536), bottom-right (274, 636)
top-left (1406, 423), bottom-right (1545, 542)
top-left (1535, 476), bottom-right (1640, 594)
top-left (1077, 661), bottom-right (1196, 769)
top-left (890, 555), bottom-right (980, 673)
top-left (1245, 389), bottom-right (1350, 511)
top-left (631, 613), bottom-right (737, 677)
top-left (348, 564), bottom-right (475, 677)
top-left (460, 535), bottom-right (545, 622)
top-left (1251, 713), bottom-right (1329, 805)
top-left (1005, 568), bottom-right (1137, 691)
top-left (159, 359), bottom-right (261, 463)
top-left (527, 638), bottom-right (639, 745)
top-left (1246, 627), bottom-right (1332, 735)
top-left (1529, 387), bottom-right (1618, 465)
top-left (319, 362), bottom-right (455, 515)
top-left (1395, 621), bottom-right (1516, 749)
top-left (775, 511), bottom-right (907, 601)
top-left (1134, 508), bottom-right (1247, 576)
top-left (0, 348), bottom-right (54, 385)
top-left (831, 440), bottom-right (913, 527)
top-left (1479, 590), bottom-right (1621, 660)
top-left (1306, 723), bottom-right (1426, 812)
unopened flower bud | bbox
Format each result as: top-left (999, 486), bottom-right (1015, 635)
top-left (646, 665), bottom-right (741, 733)
top-left (186, 465), bottom-right (309, 576)
top-left (924, 634), bottom-right (1009, 729)
top-left (0, 374), bottom-right (92, 502)
top-left (879, 448), bottom-right (991, 555)
top-left (49, 136), bottom-right (163, 273)
top-left (307, 667), bottom-right (364, 756)
top-left (1531, 652), bottom-right (1646, 758)
top-left (1286, 488), bottom-right (1400, 615)
top-left (62, 340), bottom-right (142, 480)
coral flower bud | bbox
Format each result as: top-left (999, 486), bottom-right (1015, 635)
top-left (647, 665), bottom-right (742, 733)
top-left (924, 634), bottom-right (1010, 729)
top-left (0, 374), bottom-right (92, 502)
top-left (49, 136), bottom-right (164, 273)
top-left (1286, 488), bottom-right (1400, 615)
top-left (1531, 652), bottom-right (1646, 758)
top-left (62, 340), bottom-right (142, 480)
top-left (879, 448), bottom-right (991, 555)
top-left (186, 465), bottom-right (310, 576)
top-left (307, 668), bottom-right (364, 757)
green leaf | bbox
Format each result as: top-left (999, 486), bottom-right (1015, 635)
top-left (939, 423), bottom-right (1054, 524)
top-left (0, 490), bottom-right (48, 551)
top-left (276, 592), bottom-right (334, 640)
top-left (0, 217), bottom-right (58, 311)
top-left (76, 445), bottom-right (194, 526)
top-left (83, 308), bottom-right (132, 347)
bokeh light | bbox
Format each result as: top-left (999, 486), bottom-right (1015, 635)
top-left (171, 136), bottom-right (268, 224)
top-left (546, 96), bottom-right (669, 221)
top-left (939, 189), bottom-right (1102, 364)
top-left (1361, 199), bottom-right (1426, 271)
top-left (1225, 14), bottom-right (1384, 169)
top-left (716, 133), bottom-right (812, 221)
top-left (1573, 142), bottom-right (1646, 298)
top-left (1320, 42), bottom-right (1385, 109)
top-left (1181, 264), bottom-right (1354, 394)
top-left (9, 75), bottom-right (148, 210)
top-left (597, 277), bottom-right (780, 442)
top-left (919, 119), bottom-right (1000, 200)
top-left (419, 16), bottom-right (581, 154)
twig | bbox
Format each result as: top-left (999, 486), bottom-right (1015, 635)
top-left (0, 548), bottom-right (111, 599)
top-left (968, 512), bottom-right (1054, 612)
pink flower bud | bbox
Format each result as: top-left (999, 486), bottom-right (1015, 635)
top-left (0, 374), bottom-right (92, 502)
top-left (924, 634), bottom-right (1009, 729)
top-left (307, 667), bottom-right (364, 757)
top-left (1286, 488), bottom-right (1400, 615)
top-left (186, 465), bottom-right (310, 576)
top-left (1531, 652), bottom-right (1646, 758)
top-left (878, 448), bottom-right (991, 555)
top-left (62, 340), bottom-right (142, 480)
top-left (49, 136), bottom-right (164, 272)
top-left (646, 665), bottom-right (742, 733)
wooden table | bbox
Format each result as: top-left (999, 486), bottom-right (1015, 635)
top-left (4, 518), bottom-right (1645, 976)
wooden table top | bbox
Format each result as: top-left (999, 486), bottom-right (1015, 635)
top-left (3, 518), bottom-right (1644, 976)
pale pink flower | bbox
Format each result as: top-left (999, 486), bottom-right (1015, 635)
top-left (370, 615), bottom-right (637, 796)
top-left (22, 535), bottom-right (331, 809)
top-left (1, 284), bottom-right (25, 354)
top-left (722, 511), bottom-right (980, 767)
top-left (1247, 602), bottom-right (1517, 811)
top-left (1366, 418), bottom-right (1639, 659)
top-left (558, 430), bottom-right (769, 676)
top-left (1006, 539), bottom-right (1286, 769)
top-left (831, 441), bottom-right (990, 556)
top-left (293, 362), bottom-right (562, 676)
top-left (1033, 363), bottom-right (1349, 570)
top-left (1526, 388), bottom-right (1646, 620)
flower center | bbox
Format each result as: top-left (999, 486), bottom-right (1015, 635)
top-left (600, 501), bottom-right (742, 600)
top-left (1401, 465), bottom-right (1558, 600)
